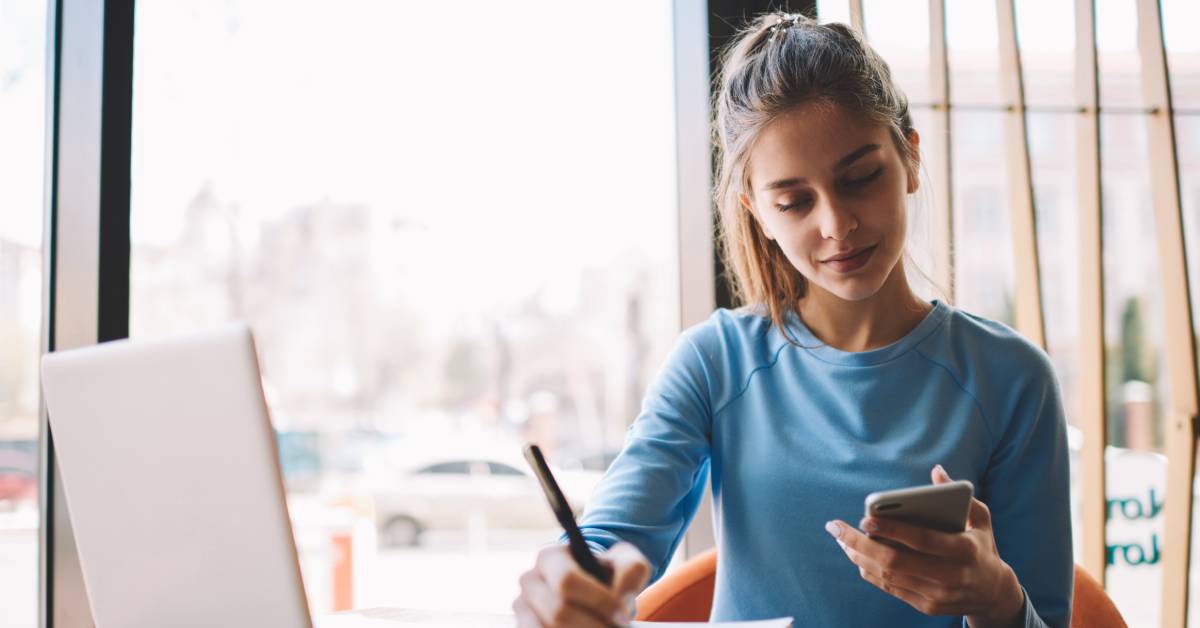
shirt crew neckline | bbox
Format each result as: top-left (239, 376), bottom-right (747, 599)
top-left (784, 298), bottom-right (951, 367)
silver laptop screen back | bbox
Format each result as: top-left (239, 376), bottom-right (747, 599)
top-left (41, 324), bottom-right (311, 628)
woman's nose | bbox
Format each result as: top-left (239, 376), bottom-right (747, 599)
top-left (816, 199), bottom-right (858, 241)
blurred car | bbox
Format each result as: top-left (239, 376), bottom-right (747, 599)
top-left (0, 439), bottom-right (38, 508)
top-left (371, 457), bottom-right (602, 547)
top-left (275, 429), bottom-right (322, 493)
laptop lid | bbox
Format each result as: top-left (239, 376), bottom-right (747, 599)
top-left (40, 324), bottom-right (312, 628)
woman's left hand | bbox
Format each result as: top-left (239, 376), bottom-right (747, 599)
top-left (826, 465), bottom-right (1026, 628)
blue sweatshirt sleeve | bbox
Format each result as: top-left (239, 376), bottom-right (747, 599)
top-left (561, 327), bottom-right (714, 585)
top-left (969, 348), bottom-right (1074, 628)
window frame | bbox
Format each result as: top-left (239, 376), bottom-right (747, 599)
top-left (38, 1), bottom-right (726, 625)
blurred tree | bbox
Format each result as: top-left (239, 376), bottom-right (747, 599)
top-left (443, 337), bottom-right (486, 407)
top-left (1105, 296), bottom-right (1161, 450)
top-left (1120, 297), bottom-right (1154, 384)
top-left (1104, 343), bottom-right (1125, 448)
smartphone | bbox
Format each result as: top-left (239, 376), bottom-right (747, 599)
top-left (864, 480), bottom-right (974, 538)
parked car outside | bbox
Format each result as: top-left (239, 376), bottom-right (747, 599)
top-left (370, 456), bottom-right (602, 547)
top-left (0, 439), bottom-right (37, 510)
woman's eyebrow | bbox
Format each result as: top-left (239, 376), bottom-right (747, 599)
top-left (832, 143), bottom-right (881, 172)
top-left (760, 143), bottom-right (882, 192)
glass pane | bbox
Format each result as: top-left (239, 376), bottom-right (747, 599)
top-left (1097, 0), bottom-right (1145, 109)
top-left (951, 109), bottom-right (1015, 324)
top-left (1178, 115), bottom-right (1200, 627)
top-left (1027, 111), bottom-right (1083, 564)
top-left (905, 107), bottom-right (943, 302)
top-left (816, 0), bottom-right (851, 26)
top-left (1163, 0), bottom-right (1200, 110)
top-left (1192, 446), bottom-right (1200, 628)
top-left (129, 0), bottom-right (679, 616)
top-left (1015, 0), bottom-right (1076, 108)
top-left (862, 0), bottom-right (930, 106)
top-left (947, 0), bottom-right (1003, 106)
top-left (0, 0), bottom-right (46, 626)
top-left (1100, 112), bottom-right (1166, 626)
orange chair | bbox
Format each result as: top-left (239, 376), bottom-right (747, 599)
top-left (635, 548), bottom-right (718, 622)
top-left (635, 548), bottom-right (1126, 627)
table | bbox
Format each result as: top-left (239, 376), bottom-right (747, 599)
top-left (317, 608), bottom-right (515, 627)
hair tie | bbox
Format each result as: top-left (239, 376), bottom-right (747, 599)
top-left (767, 13), bottom-right (804, 43)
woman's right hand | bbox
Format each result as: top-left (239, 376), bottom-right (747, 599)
top-left (513, 541), bottom-right (652, 627)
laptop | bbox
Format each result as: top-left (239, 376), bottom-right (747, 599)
top-left (40, 324), bottom-right (407, 628)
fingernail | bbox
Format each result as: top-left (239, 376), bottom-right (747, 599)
top-left (861, 518), bottom-right (878, 533)
top-left (825, 520), bottom-right (842, 539)
top-left (935, 464), bottom-right (946, 476)
top-left (612, 594), bottom-right (635, 625)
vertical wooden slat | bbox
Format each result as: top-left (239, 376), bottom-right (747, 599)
top-left (927, 0), bottom-right (954, 303)
top-left (1073, 0), bottom-right (1107, 586)
top-left (848, 0), bottom-right (865, 36)
top-left (1136, 0), bottom-right (1200, 625)
top-left (678, 0), bottom-right (717, 559)
top-left (996, 0), bottom-right (1046, 349)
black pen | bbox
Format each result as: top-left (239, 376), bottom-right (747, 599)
top-left (523, 443), bottom-right (614, 586)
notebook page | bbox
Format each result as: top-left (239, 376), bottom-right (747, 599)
top-left (630, 618), bottom-right (792, 628)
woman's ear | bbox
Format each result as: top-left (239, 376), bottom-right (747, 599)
top-left (905, 129), bottom-right (921, 194)
top-left (740, 193), bottom-right (775, 240)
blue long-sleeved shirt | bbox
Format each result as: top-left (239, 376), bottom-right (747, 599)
top-left (565, 299), bottom-right (1072, 627)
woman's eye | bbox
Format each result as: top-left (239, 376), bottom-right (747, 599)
top-left (844, 166), bottom-right (884, 189)
top-left (776, 197), bottom-right (813, 212)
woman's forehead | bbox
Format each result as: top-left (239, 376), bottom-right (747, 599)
top-left (748, 103), bottom-right (892, 187)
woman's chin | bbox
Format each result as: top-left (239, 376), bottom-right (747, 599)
top-left (813, 274), bottom-right (888, 302)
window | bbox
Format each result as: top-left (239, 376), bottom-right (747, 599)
top-left (0, 1), bottom-right (46, 626)
top-left (817, 0), bottom-right (1200, 623)
top-left (129, 0), bottom-right (679, 615)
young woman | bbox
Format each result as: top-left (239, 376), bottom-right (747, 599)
top-left (513, 13), bottom-right (1071, 628)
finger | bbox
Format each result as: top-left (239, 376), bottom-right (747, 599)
top-left (929, 466), bottom-right (990, 531)
top-left (855, 564), bottom-right (936, 613)
top-left (835, 530), bottom-right (945, 590)
top-left (603, 542), bottom-right (652, 599)
top-left (831, 521), bottom-right (952, 581)
top-left (859, 516), bottom-right (972, 560)
top-left (842, 545), bottom-right (966, 609)
top-left (848, 550), bottom-right (964, 618)
top-left (538, 546), bottom-right (623, 620)
top-left (520, 568), bottom-right (612, 628)
top-left (512, 596), bottom-right (546, 628)
top-left (835, 531), bottom-right (943, 591)
top-left (966, 497), bottom-right (992, 530)
top-left (931, 464), bottom-right (952, 484)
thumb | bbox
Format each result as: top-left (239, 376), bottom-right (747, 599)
top-left (932, 465), bottom-right (991, 530)
top-left (930, 464), bottom-right (952, 484)
top-left (966, 496), bottom-right (992, 530)
top-left (604, 541), bottom-right (652, 597)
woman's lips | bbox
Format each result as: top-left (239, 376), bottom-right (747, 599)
top-left (822, 245), bottom-right (876, 272)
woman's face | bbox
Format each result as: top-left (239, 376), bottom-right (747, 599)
top-left (741, 101), bottom-right (918, 303)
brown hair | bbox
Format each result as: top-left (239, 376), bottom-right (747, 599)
top-left (712, 13), bottom-right (922, 344)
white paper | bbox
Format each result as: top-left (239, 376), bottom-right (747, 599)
top-left (631, 619), bottom-right (793, 628)
top-left (317, 609), bottom-right (792, 628)
top-left (316, 608), bottom-right (514, 627)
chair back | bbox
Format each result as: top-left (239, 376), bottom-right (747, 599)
top-left (634, 548), bottom-right (716, 622)
top-left (634, 548), bottom-right (1126, 627)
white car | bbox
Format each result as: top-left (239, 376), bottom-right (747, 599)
top-left (372, 457), bottom-right (601, 547)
